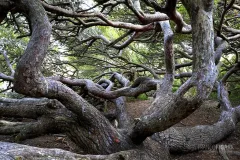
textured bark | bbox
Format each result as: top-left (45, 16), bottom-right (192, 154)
top-left (130, 93), bottom-right (201, 144)
top-left (152, 82), bottom-right (240, 152)
top-left (12, 0), bottom-right (134, 154)
top-left (0, 141), bottom-right (169, 160)
top-left (53, 76), bottom-right (160, 99)
top-left (130, 0), bottom-right (218, 144)
top-left (0, 98), bottom-right (75, 141)
top-left (0, 0), bottom-right (238, 159)
top-left (110, 73), bottom-right (132, 129)
top-left (152, 107), bottom-right (239, 152)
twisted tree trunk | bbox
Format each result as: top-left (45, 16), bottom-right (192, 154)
top-left (0, 0), bottom-right (239, 159)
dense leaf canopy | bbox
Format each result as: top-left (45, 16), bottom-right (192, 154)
top-left (0, 0), bottom-right (239, 82)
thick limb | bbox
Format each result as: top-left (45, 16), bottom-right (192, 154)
top-left (0, 118), bottom-right (56, 141)
top-left (0, 98), bottom-right (74, 141)
top-left (110, 73), bottom-right (132, 129)
top-left (152, 107), bottom-right (239, 152)
top-left (152, 82), bottom-right (240, 152)
top-left (0, 140), bottom-right (170, 160)
top-left (130, 1), bottom-right (218, 144)
top-left (53, 76), bottom-right (160, 99)
top-left (11, 0), bottom-right (136, 154)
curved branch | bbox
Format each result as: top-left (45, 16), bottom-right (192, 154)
top-left (110, 56), bottom-right (160, 79)
top-left (214, 37), bottom-right (228, 65)
top-left (144, 0), bottom-right (192, 33)
top-left (0, 49), bottom-right (15, 76)
top-left (0, 97), bottom-right (60, 119)
top-left (108, 73), bottom-right (132, 128)
top-left (42, 1), bottom-right (156, 32)
top-left (152, 107), bottom-right (238, 152)
top-left (130, 1), bottom-right (217, 145)
top-left (84, 31), bottom-right (138, 50)
top-left (156, 20), bottom-right (174, 95)
top-left (217, 0), bottom-right (236, 37)
top-left (222, 24), bottom-right (240, 34)
top-left (0, 118), bottom-right (56, 141)
top-left (0, 140), bottom-right (169, 160)
top-left (221, 62), bottom-right (240, 83)
top-left (152, 82), bottom-right (240, 152)
top-left (0, 73), bottom-right (14, 82)
top-left (160, 21), bottom-right (174, 75)
top-left (232, 4), bottom-right (240, 10)
top-left (52, 76), bottom-right (160, 99)
top-left (14, 0), bottom-right (51, 96)
top-left (126, 0), bottom-right (169, 24)
top-left (165, 0), bottom-right (191, 33)
top-left (12, 0), bottom-right (133, 154)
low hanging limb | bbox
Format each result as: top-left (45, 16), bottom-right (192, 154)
top-left (52, 75), bottom-right (160, 99)
top-left (0, 98), bottom-right (75, 141)
top-left (152, 82), bottom-right (240, 152)
top-left (109, 73), bottom-right (132, 129)
top-left (0, 140), bottom-right (169, 160)
top-left (96, 73), bottom-right (132, 129)
top-left (0, 118), bottom-right (56, 141)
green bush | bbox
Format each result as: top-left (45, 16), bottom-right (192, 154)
top-left (137, 94), bottom-right (148, 100)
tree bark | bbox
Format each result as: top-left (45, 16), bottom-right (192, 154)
top-left (152, 82), bottom-right (240, 152)
top-left (129, 0), bottom-right (218, 144)
top-left (0, 141), bottom-right (170, 160)
top-left (12, 0), bottom-right (135, 154)
top-left (0, 0), bottom-right (239, 159)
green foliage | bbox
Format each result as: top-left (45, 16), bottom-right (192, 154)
top-left (0, 24), bottom-right (29, 74)
top-left (98, 26), bottom-right (122, 40)
top-left (229, 89), bottom-right (240, 106)
top-left (172, 79), bottom-right (182, 92)
top-left (183, 87), bottom-right (197, 99)
top-left (137, 93), bottom-right (148, 100)
top-left (172, 86), bottom-right (178, 93)
top-left (177, 2), bottom-right (190, 23)
top-left (174, 33), bottom-right (192, 44)
top-left (209, 91), bottom-right (218, 100)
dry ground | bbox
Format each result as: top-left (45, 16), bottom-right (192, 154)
top-left (0, 99), bottom-right (239, 159)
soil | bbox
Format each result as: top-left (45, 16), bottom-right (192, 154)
top-left (0, 99), bottom-right (240, 159)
